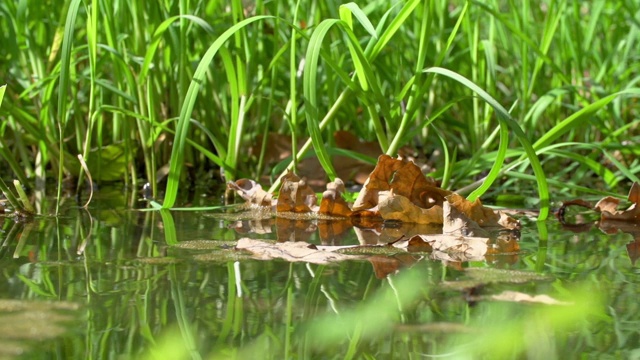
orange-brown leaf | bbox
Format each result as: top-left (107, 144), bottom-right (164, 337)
top-left (378, 190), bottom-right (443, 224)
top-left (352, 155), bottom-right (451, 211)
top-left (319, 178), bottom-right (352, 217)
top-left (276, 172), bottom-right (318, 213)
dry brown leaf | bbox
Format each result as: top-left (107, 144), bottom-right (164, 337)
top-left (447, 193), bottom-right (520, 230)
top-left (235, 238), bottom-right (361, 264)
top-left (442, 200), bottom-right (489, 237)
top-left (319, 178), bottom-right (352, 217)
top-left (491, 291), bottom-right (571, 305)
top-left (352, 155), bottom-right (451, 211)
top-left (276, 172), bottom-right (318, 213)
top-left (405, 234), bottom-right (489, 262)
top-left (447, 193), bottom-right (499, 226)
top-left (227, 179), bottom-right (273, 206)
top-left (378, 190), bottom-right (443, 224)
top-left (627, 239), bottom-right (640, 265)
top-left (595, 182), bottom-right (640, 221)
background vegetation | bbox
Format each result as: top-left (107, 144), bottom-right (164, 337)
top-left (0, 0), bottom-right (639, 211)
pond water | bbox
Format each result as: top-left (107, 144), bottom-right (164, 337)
top-left (1, 187), bottom-right (639, 359)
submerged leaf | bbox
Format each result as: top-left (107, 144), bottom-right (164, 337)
top-left (235, 238), bottom-right (361, 264)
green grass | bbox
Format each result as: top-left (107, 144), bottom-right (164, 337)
top-left (0, 0), bottom-right (639, 215)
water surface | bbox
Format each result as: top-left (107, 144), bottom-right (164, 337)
top-left (1, 189), bottom-right (639, 359)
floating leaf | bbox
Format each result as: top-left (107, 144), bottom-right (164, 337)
top-left (595, 182), bottom-right (640, 221)
top-left (277, 172), bottom-right (318, 213)
top-left (227, 179), bottom-right (273, 206)
top-left (319, 178), bottom-right (352, 217)
top-left (235, 238), bottom-right (361, 264)
top-left (378, 190), bottom-right (443, 224)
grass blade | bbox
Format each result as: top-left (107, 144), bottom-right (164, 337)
top-left (423, 66), bottom-right (550, 220)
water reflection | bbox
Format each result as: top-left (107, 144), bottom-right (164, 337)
top-left (0, 192), bottom-right (638, 358)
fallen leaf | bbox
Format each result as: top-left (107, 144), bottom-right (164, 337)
top-left (276, 172), bottom-right (318, 213)
top-left (442, 200), bottom-right (489, 237)
top-left (319, 178), bottom-right (352, 217)
top-left (446, 193), bottom-right (520, 230)
top-left (227, 179), bottom-right (273, 206)
top-left (378, 190), bottom-right (443, 224)
top-left (594, 182), bottom-right (640, 221)
top-left (352, 155), bottom-right (450, 211)
top-left (491, 291), bottom-right (572, 305)
top-left (405, 234), bottom-right (489, 262)
top-left (235, 238), bottom-right (362, 264)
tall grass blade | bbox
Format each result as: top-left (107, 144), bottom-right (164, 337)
top-left (55, 0), bottom-right (82, 214)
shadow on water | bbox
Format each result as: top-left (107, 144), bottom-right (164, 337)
top-left (1, 187), bottom-right (640, 359)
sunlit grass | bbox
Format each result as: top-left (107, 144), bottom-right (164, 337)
top-left (0, 0), bottom-right (638, 209)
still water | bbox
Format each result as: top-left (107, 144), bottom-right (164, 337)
top-left (1, 187), bottom-right (639, 359)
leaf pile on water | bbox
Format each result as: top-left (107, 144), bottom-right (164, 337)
top-left (228, 155), bottom-right (520, 230)
top-left (226, 155), bottom-right (522, 264)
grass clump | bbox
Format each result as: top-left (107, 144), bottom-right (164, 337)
top-left (0, 1), bottom-right (637, 214)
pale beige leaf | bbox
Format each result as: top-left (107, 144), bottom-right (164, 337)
top-left (491, 291), bottom-right (571, 305)
top-left (235, 238), bottom-right (361, 264)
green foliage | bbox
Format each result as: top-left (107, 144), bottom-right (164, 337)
top-left (0, 0), bottom-right (638, 210)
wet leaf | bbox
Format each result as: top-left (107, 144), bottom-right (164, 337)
top-left (595, 182), bottom-right (640, 221)
top-left (391, 235), bottom-right (434, 252)
top-left (378, 190), bottom-right (443, 224)
top-left (277, 172), bottom-right (318, 213)
top-left (352, 155), bottom-right (450, 211)
top-left (319, 178), bottom-right (352, 217)
top-left (235, 238), bottom-right (362, 264)
top-left (446, 193), bottom-right (520, 231)
top-left (227, 179), bottom-right (273, 206)
top-left (442, 199), bottom-right (489, 237)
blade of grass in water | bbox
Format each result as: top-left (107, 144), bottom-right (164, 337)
top-left (423, 67), bottom-right (550, 220)
top-left (55, 0), bottom-right (82, 214)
